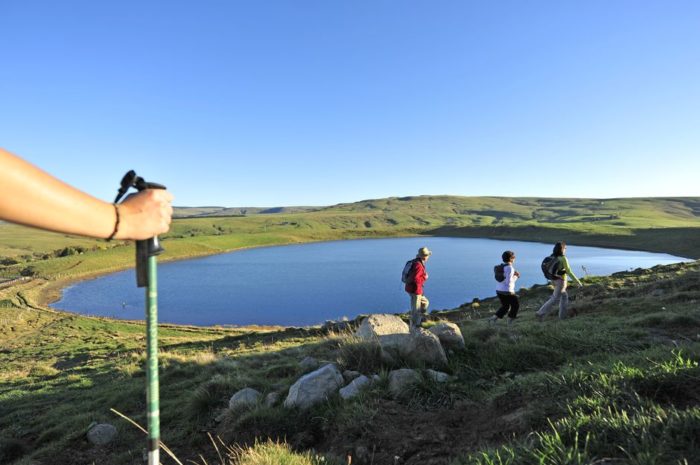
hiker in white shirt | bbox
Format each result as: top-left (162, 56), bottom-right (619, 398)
top-left (489, 250), bottom-right (521, 325)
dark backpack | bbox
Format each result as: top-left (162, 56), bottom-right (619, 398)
top-left (401, 259), bottom-right (418, 284)
top-left (494, 263), bottom-right (507, 282)
top-left (541, 255), bottom-right (562, 280)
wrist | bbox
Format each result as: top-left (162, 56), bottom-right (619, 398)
top-left (106, 204), bottom-right (120, 240)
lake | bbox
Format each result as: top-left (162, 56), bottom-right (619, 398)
top-left (51, 237), bottom-right (688, 326)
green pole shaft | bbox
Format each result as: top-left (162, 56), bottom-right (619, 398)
top-left (146, 255), bottom-right (160, 465)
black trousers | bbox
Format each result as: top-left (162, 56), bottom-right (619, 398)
top-left (496, 292), bottom-right (520, 319)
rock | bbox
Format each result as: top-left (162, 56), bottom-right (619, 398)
top-left (299, 356), bottom-right (319, 372)
top-left (354, 445), bottom-right (371, 463)
top-left (379, 328), bottom-right (448, 368)
top-left (284, 364), bottom-right (344, 409)
top-left (343, 370), bottom-right (362, 383)
top-left (356, 314), bottom-right (409, 340)
top-left (264, 391), bottom-right (280, 407)
top-left (428, 322), bottom-right (465, 350)
top-left (86, 423), bottom-right (118, 446)
top-left (339, 375), bottom-right (370, 399)
top-left (388, 368), bottom-right (421, 397)
top-left (426, 369), bottom-right (450, 383)
top-left (228, 387), bottom-right (262, 410)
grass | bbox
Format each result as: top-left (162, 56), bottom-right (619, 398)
top-left (1, 196), bottom-right (699, 464)
top-left (0, 261), bottom-right (698, 463)
top-left (1, 196), bottom-right (699, 284)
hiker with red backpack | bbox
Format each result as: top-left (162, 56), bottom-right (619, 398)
top-left (536, 241), bottom-right (582, 321)
top-left (402, 247), bottom-right (431, 329)
top-left (489, 250), bottom-right (521, 325)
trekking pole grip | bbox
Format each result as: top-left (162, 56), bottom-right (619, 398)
top-left (115, 171), bottom-right (167, 287)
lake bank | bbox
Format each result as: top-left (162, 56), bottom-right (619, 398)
top-left (51, 237), bottom-right (690, 327)
top-left (6, 223), bottom-right (697, 317)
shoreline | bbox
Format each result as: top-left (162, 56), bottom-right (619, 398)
top-left (34, 234), bottom-right (695, 328)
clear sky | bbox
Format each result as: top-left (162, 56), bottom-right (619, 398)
top-left (2, 1), bottom-right (699, 207)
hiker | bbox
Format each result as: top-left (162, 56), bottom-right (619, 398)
top-left (405, 247), bottom-right (431, 329)
top-left (489, 250), bottom-right (521, 325)
top-left (536, 241), bottom-right (582, 321)
top-left (0, 148), bottom-right (173, 240)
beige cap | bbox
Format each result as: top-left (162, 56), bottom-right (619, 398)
top-left (418, 247), bottom-right (432, 257)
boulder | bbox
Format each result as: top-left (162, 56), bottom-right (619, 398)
top-left (428, 322), bottom-right (465, 350)
top-left (343, 370), bottom-right (362, 383)
top-left (339, 375), bottom-right (371, 400)
top-left (299, 356), bottom-right (319, 372)
top-left (284, 364), bottom-right (344, 409)
top-left (86, 423), bottom-right (117, 446)
top-left (264, 391), bottom-right (281, 407)
top-left (388, 369), bottom-right (421, 397)
top-left (379, 328), bottom-right (448, 368)
top-left (356, 314), bottom-right (409, 340)
top-left (229, 387), bottom-right (262, 411)
top-left (425, 369), bottom-right (450, 383)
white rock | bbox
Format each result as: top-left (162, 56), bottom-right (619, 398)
top-left (229, 387), bottom-right (262, 410)
top-left (428, 322), bottom-right (465, 350)
top-left (339, 375), bottom-right (371, 399)
top-left (87, 423), bottom-right (118, 446)
top-left (356, 314), bottom-right (409, 340)
top-left (426, 369), bottom-right (450, 383)
top-left (388, 368), bottom-right (421, 397)
top-left (284, 364), bottom-right (344, 409)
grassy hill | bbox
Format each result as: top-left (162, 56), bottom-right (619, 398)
top-left (1, 196), bottom-right (699, 287)
top-left (1, 261), bottom-right (698, 464)
top-left (0, 195), bottom-right (699, 464)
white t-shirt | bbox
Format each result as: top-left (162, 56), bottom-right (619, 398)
top-left (496, 264), bottom-right (518, 294)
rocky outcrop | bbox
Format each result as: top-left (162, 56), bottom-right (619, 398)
top-left (229, 387), bottom-right (262, 410)
top-left (388, 368), bottom-right (421, 397)
top-left (284, 364), bottom-right (344, 409)
top-left (356, 314), bottom-right (409, 339)
top-left (86, 423), bottom-right (117, 446)
top-left (339, 375), bottom-right (371, 399)
top-left (379, 328), bottom-right (448, 368)
top-left (428, 322), bottom-right (465, 350)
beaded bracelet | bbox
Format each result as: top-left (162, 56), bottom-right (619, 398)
top-left (106, 203), bottom-right (120, 241)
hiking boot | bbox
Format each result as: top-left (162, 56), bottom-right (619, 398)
top-left (507, 317), bottom-right (515, 326)
top-left (488, 315), bottom-right (498, 325)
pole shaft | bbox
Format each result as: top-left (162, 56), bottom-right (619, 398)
top-left (146, 256), bottom-right (160, 464)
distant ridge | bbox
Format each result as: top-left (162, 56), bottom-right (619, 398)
top-left (173, 206), bottom-right (319, 218)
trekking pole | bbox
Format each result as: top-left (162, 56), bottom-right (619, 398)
top-left (115, 171), bottom-right (166, 465)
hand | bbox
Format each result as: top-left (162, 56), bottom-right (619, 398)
top-left (116, 189), bottom-right (174, 240)
top-left (514, 271), bottom-right (521, 277)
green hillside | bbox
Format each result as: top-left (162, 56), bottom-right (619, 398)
top-left (0, 196), bottom-right (699, 464)
top-left (1, 261), bottom-right (698, 464)
top-left (1, 196), bottom-right (698, 288)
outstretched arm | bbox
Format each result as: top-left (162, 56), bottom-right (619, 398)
top-left (0, 148), bottom-right (173, 240)
top-left (561, 256), bottom-right (582, 286)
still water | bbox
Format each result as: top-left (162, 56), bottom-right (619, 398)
top-left (51, 237), bottom-right (687, 326)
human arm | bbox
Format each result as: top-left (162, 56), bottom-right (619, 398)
top-left (0, 148), bottom-right (173, 240)
top-left (561, 256), bottom-right (582, 286)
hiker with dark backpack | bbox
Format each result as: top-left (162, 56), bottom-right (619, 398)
top-left (536, 241), bottom-right (582, 321)
top-left (489, 250), bottom-right (521, 325)
top-left (403, 247), bottom-right (431, 329)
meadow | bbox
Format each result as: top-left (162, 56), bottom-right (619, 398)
top-left (0, 195), bottom-right (699, 464)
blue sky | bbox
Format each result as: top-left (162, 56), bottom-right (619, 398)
top-left (1, 1), bottom-right (699, 206)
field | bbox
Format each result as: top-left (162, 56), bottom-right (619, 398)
top-left (1, 195), bottom-right (699, 464)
